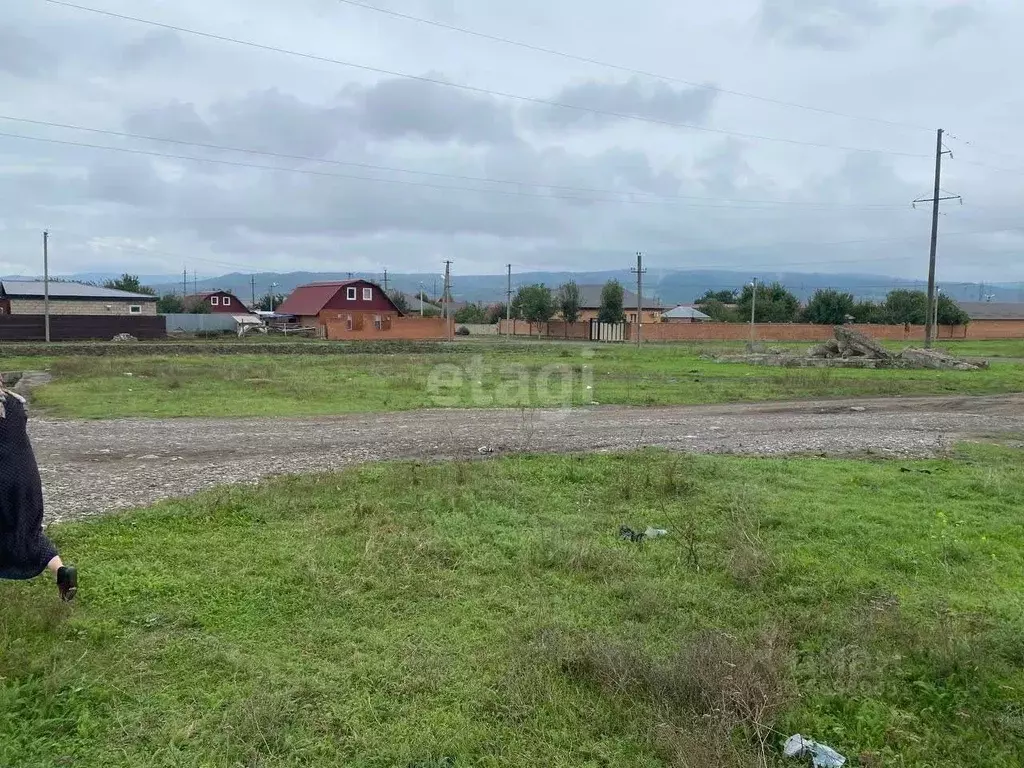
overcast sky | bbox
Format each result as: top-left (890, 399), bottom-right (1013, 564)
top-left (1, 0), bottom-right (1022, 284)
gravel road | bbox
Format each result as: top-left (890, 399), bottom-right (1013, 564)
top-left (28, 393), bottom-right (1024, 523)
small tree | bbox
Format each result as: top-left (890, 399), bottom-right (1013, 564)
top-left (557, 280), bottom-right (582, 337)
top-left (256, 292), bottom-right (287, 312)
top-left (454, 303), bottom-right (487, 324)
top-left (937, 294), bottom-right (970, 326)
top-left (157, 293), bottom-right (185, 314)
top-left (104, 273), bottom-right (156, 296)
top-left (736, 282), bottom-right (800, 323)
top-left (485, 302), bottom-right (507, 324)
top-left (695, 298), bottom-right (738, 322)
top-left (597, 280), bottom-right (626, 323)
top-left (696, 289), bottom-right (738, 304)
top-left (852, 300), bottom-right (886, 324)
top-left (388, 290), bottom-right (410, 314)
top-left (515, 284), bottom-right (556, 335)
top-left (883, 290), bottom-right (929, 325)
top-left (802, 289), bottom-right (856, 325)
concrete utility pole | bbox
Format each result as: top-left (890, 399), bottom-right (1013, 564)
top-left (506, 263), bottom-right (512, 338)
top-left (631, 252), bottom-right (646, 347)
top-left (442, 260), bottom-right (453, 341)
top-left (418, 281), bottom-right (425, 316)
top-left (193, 270), bottom-right (198, 295)
top-left (913, 129), bottom-right (959, 349)
top-left (183, 268), bottom-right (188, 297)
top-left (250, 275), bottom-right (256, 308)
top-left (749, 277), bottom-right (758, 346)
top-left (43, 230), bottom-right (50, 344)
top-left (382, 269), bottom-right (389, 293)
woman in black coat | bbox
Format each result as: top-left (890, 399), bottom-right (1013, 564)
top-left (0, 377), bottom-right (77, 600)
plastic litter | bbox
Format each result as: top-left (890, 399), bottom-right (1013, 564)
top-left (619, 526), bottom-right (668, 543)
top-left (783, 734), bottom-right (846, 767)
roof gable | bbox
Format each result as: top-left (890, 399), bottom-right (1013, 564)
top-left (277, 280), bottom-right (403, 316)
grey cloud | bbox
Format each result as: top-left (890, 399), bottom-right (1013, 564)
top-left (926, 4), bottom-right (984, 43)
top-left (0, 26), bottom-right (55, 78)
top-left (759, 0), bottom-right (893, 50)
top-left (532, 77), bottom-right (717, 130)
top-left (346, 76), bottom-right (518, 145)
top-left (118, 30), bottom-right (187, 70)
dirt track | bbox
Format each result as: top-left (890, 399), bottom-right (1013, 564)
top-left (29, 393), bottom-right (1024, 523)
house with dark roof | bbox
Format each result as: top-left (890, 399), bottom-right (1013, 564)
top-left (957, 301), bottom-right (1024, 322)
top-left (572, 284), bottom-right (666, 324)
top-left (277, 280), bottom-right (405, 330)
top-left (183, 290), bottom-right (249, 314)
top-left (661, 305), bottom-right (712, 323)
top-left (0, 280), bottom-right (158, 316)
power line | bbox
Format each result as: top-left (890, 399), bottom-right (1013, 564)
top-left (0, 128), bottom-right (929, 213)
top-left (335, 0), bottom-right (933, 134)
top-left (0, 114), bottom-right (912, 210)
top-left (42, 0), bottom-right (932, 159)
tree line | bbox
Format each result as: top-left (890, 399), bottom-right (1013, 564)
top-left (694, 284), bottom-right (970, 326)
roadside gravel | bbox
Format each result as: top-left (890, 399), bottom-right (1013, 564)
top-left (28, 393), bottom-right (1024, 523)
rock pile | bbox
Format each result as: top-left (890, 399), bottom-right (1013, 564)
top-left (111, 333), bottom-right (139, 342)
top-left (713, 326), bottom-right (986, 371)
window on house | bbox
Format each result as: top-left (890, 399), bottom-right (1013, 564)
top-left (373, 314), bottom-right (382, 330)
top-left (223, 296), bottom-right (231, 306)
top-left (346, 287), bottom-right (357, 300)
top-left (129, 305), bottom-right (142, 314)
top-left (629, 313), bottom-right (637, 323)
top-left (211, 296), bottom-right (219, 306)
top-left (363, 287), bottom-right (373, 301)
top-left (345, 315), bottom-right (353, 331)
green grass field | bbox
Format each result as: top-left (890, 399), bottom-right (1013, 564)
top-left (7, 343), bottom-right (1024, 418)
top-left (3, 447), bottom-right (1022, 766)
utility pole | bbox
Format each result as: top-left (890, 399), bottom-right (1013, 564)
top-left (382, 269), bottom-right (389, 293)
top-left (442, 260), bottom-right (453, 341)
top-left (193, 270), bottom-right (198, 295)
top-left (42, 231), bottom-right (50, 344)
top-left (913, 129), bottom-right (959, 349)
top-left (506, 264), bottom-right (512, 338)
top-left (182, 268), bottom-right (188, 297)
top-left (630, 252), bottom-right (646, 347)
top-left (749, 277), bottom-right (758, 346)
top-left (250, 275), bottom-right (256, 308)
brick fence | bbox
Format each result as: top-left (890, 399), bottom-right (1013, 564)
top-left (498, 319), bottom-right (1024, 342)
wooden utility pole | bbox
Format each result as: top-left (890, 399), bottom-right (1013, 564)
top-left (913, 129), bottom-right (958, 348)
top-left (443, 260), bottom-right (453, 341)
top-left (630, 252), bottom-right (646, 347)
top-left (43, 231), bottom-right (50, 344)
top-left (506, 264), bottom-right (512, 338)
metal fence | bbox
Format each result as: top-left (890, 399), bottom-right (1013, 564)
top-left (163, 314), bottom-right (240, 333)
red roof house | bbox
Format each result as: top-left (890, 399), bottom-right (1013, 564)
top-left (277, 280), bottom-right (404, 329)
top-left (185, 290), bottom-right (248, 313)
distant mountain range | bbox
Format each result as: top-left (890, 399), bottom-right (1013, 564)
top-left (5, 269), bottom-right (1022, 305)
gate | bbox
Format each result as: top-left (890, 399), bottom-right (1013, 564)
top-left (589, 319), bottom-right (625, 342)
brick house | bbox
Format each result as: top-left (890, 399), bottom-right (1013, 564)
top-left (184, 290), bottom-right (248, 313)
top-left (0, 280), bottom-right (158, 316)
top-left (277, 280), bottom-right (405, 330)
top-left (569, 284), bottom-right (666, 324)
